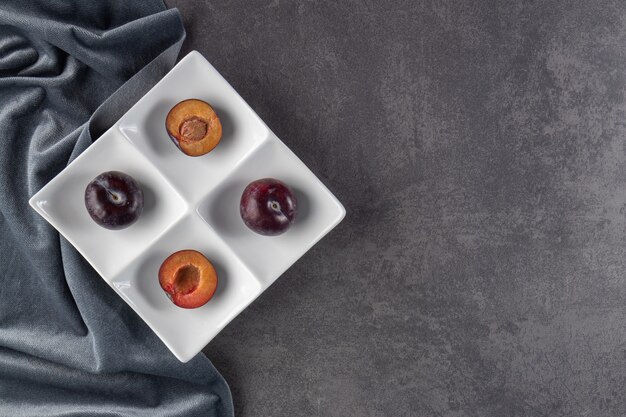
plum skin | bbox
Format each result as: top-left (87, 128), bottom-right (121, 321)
top-left (240, 178), bottom-right (297, 236)
top-left (84, 171), bottom-right (144, 230)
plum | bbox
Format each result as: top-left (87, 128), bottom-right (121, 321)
top-left (84, 171), bottom-right (144, 230)
top-left (158, 250), bottom-right (218, 309)
top-left (165, 99), bottom-right (222, 156)
top-left (240, 178), bottom-right (297, 236)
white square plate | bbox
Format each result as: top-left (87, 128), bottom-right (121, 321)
top-left (29, 51), bottom-right (345, 362)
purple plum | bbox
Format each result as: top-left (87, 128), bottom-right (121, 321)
top-left (85, 171), bottom-right (144, 230)
top-left (240, 178), bottom-right (297, 236)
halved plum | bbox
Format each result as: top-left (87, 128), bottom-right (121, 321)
top-left (158, 250), bottom-right (218, 309)
top-left (165, 99), bottom-right (222, 156)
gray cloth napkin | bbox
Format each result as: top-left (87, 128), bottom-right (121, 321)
top-left (0, 1), bottom-right (234, 416)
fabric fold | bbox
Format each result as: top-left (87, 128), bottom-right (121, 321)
top-left (0, 1), bottom-right (234, 416)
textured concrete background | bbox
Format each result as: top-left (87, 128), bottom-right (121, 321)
top-left (167, 1), bottom-right (626, 415)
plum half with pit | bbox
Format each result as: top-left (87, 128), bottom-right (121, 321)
top-left (165, 99), bottom-right (222, 156)
top-left (159, 250), bottom-right (218, 309)
top-left (240, 178), bottom-right (297, 236)
top-left (84, 171), bottom-right (144, 230)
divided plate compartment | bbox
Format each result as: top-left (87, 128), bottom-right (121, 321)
top-left (109, 215), bottom-right (262, 362)
top-left (29, 51), bottom-right (345, 362)
top-left (118, 51), bottom-right (269, 204)
top-left (196, 137), bottom-right (347, 285)
top-left (29, 129), bottom-right (187, 279)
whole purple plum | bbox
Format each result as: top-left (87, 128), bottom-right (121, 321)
top-left (240, 178), bottom-right (297, 236)
top-left (85, 171), bottom-right (144, 230)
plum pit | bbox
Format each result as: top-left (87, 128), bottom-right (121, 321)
top-left (179, 117), bottom-right (208, 142)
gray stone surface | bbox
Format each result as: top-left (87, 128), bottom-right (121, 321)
top-left (167, 1), bottom-right (626, 415)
